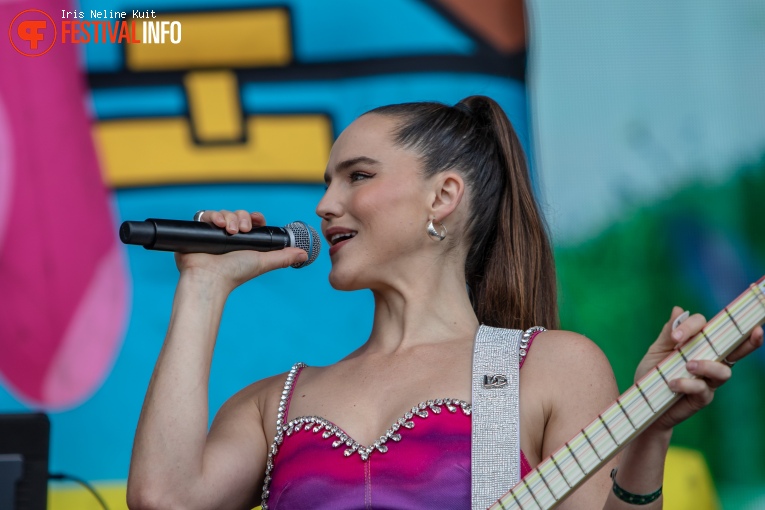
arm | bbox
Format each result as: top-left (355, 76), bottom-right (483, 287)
top-left (524, 330), bottom-right (619, 509)
top-left (127, 210), bottom-right (308, 510)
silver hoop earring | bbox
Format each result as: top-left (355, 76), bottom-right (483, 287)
top-left (427, 219), bottom-right (447, 241)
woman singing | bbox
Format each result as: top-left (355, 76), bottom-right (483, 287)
top-left (126, 96), bottom-right (763, 509)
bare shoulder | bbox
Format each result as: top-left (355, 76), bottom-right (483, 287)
top-left (213, 370), bottom-right (292, 431)
top-left (523, 329), bottom-right (616, 386)
top-left (524, 329), bottom-right (618, 442)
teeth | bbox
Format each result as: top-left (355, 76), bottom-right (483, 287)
top-left (330, 232), bottom-right (356, 244)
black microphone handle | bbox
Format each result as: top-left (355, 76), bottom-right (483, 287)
top-left (119, 219), bottom-right (291, 254)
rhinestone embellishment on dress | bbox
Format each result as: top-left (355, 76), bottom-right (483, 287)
top-left (284, 397), bottom-right (471, 462)
top-left (519, 326), bottom-right (546, 361)
top-left (260, 363), bottom-right (470, 508)
top-left (261, 362), bottom-right (306, 509)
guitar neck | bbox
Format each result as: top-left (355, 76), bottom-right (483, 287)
top-left (491, 277), bottom-right (765, 510)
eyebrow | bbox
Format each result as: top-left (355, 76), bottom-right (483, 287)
top-left (324, 156), bottom-right (381, 183)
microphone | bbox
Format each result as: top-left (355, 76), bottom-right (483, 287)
top-left (119, 219), bottom-right (321, 268)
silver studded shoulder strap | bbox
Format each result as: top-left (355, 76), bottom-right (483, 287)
top-left (471, 325), bottom-right (523, 510)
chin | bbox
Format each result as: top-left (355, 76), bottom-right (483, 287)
top-left (327, 265), bottom-right (369, 291)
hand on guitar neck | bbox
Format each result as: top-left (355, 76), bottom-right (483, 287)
top-left (635, 305), bottom-right (764, 434)
top-left (609, 304), bottom-right (764, 510)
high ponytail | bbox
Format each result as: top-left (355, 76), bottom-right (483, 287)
top-left (368, 96), bottom-right (558, 331)
top-left (464, 97), bottom-right (558, 330)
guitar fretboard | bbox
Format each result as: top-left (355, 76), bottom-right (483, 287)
top-left (491, 277), bottom-right (765, 510)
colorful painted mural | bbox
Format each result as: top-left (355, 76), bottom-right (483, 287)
top-left (1, 0), bottom-right (763, 508)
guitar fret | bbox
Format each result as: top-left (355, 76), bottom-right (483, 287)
top-left (701, 330), bottom-right (720, 357)
top-left (565, 441), bottom-right (587, 476)
top-left (647, 374), bottom-right (670, 407)
top-left (616, 397), bottom-right (636, 430)
top-left (711, 320), bottom-right (741, 356)
top-left (725, 307), bottom-right (744, 335)
top-left (619, 390), bottom-right (648, 426)
top-left (538, 469), bottom-right (557, 501)
top-left (684, 336), bottom-right (707, 362)
top-left (735, 294), bottom-right (765, 332)
top-left (666, 350), bottom-right (689, 376)
top-left (581, 428), bottom-right (602, 460)
top-left (636, 383), bottom-right (656, 413)
top-left (629, 392), bottom-right (654, 427)
top-left (705, 322), bottom-right (733, 355)
top-left (509, 490), bottom-right (524, 510)
top-left (522, 478), bottom-right (542, 509)
top-left (655, 365), bottom-right (672, 390)
top-left (551, 455), bottom-right (572, 488)
top-left (598, 414), bottom-right (619, 446)
top-left (752, 284), bottom-right (765, 309)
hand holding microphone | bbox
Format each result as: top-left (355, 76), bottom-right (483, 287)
top-left (120, 210), bottom-right (321, 289)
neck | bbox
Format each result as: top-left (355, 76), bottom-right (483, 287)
top-left (363, 267), bottom-right (479, 354)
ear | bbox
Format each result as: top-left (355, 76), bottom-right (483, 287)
top-left (429, 171), bottom-right (465, 221)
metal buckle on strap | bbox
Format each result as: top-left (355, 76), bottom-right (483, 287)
top-left (482, 374), bottom-right (508, 388)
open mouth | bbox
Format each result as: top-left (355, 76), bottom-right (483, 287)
top-left (330, 231), bottom-right (357, 245)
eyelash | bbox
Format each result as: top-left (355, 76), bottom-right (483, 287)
top-left (324, 171), bottom-right (373, 190)
top-left (350, 171), bottom-right (372, 182)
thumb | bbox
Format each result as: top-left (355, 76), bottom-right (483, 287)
top-left (651, 306), bottom-right (688, 353)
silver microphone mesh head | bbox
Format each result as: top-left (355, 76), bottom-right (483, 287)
top-left (285, 221), bottom-right (321, 268)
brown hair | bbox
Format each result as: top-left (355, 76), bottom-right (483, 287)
top-left (368, 96), bottom-right (558, 330)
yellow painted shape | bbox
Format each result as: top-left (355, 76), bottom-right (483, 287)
top-left (664, 446), bottom-right (720, 510)
top-left (184, 71), bottom-right (243, 142)
top-left (94, 115), bottom-right (331, 186)
top-left (127, 9), bottom-right (291, 70)
top-left (49, 483), bottom-right (263, 510)
top-left (49, 482), bottom-right (127, 510)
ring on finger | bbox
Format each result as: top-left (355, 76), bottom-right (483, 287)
top-left (193, 210), bottom-right (206, 222)
top-left (722, 357), bottom-right (736, 369)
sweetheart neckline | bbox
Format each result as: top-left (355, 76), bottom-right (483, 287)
top-left (284, 397), bottom-right (472, 458)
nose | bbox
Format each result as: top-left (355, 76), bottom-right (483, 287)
top-left (316, 182), bottom-right (343, 221)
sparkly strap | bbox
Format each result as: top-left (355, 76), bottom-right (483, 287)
top-left (471, 325), bottom-right (546, 510)
top-left (471, 326), bottom-right (522, 510)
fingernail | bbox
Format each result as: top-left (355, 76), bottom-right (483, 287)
top-left (229, 221), bottom-right (238, 232)
top-left (687, 360), bottom-right (698, 371)
top-left (672, 330), bottom-right (683, 341)
top-left (672, 310), bottom-right (690, 331)
top-left (240, 219), bottom-right (248, 230)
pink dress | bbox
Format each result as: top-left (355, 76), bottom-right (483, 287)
top-left (261, 332), bottom-right (540, 509)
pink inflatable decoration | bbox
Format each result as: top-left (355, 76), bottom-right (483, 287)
top-left (0, 0), bottom-right (129, 408)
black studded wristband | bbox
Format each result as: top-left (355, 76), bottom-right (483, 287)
top-left (610, 468), bottom-right (662, 505)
